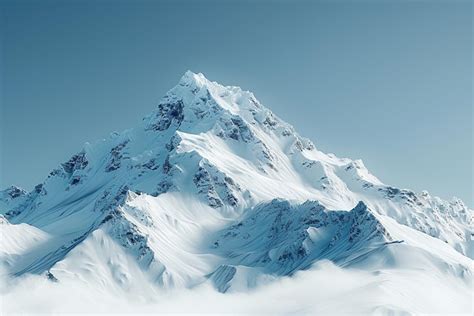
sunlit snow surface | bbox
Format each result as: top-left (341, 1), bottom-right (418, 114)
top-left (1, 72), bottom-right (473, 315)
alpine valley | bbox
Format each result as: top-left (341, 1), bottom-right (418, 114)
top-left (1, 72), bottom-right (472, 315)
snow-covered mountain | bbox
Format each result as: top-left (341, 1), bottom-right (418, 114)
top-left (1, 71), bottom-right (472, 314)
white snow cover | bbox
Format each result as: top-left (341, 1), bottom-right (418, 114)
top-left (1, 71), bottom-right (473, 315)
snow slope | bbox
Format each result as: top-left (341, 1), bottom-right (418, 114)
top-left (1, 71), bottom-right (472, 314)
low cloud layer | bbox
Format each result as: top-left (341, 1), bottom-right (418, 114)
top-left (2, 260), bottom-right (471, 315)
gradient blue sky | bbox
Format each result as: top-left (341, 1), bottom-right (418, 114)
top-left (1, 0), bottom-right (472, 206)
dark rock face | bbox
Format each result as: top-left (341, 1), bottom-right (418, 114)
top-left (262, 113), bottom-right (278, 128)
top-left (148, 100), bottom-right (184, 131)
top-left (213, 200), bottom-right (394, 274)
top-left (4, 209), bottom-right (21, 219)
top-left (348, 201), bottom-right (392, 242)
top-left (379, 186), bottom-right (401, 198)
top-left (48, 169), bottom-right (63, 178)
top-left (105, 210), bottom-right (154, 266)
top-left (34, 184), bottom-right (47, 195)
top-left (62, 152), bottom-right (88, 174)
top-left (193, 161), bottom-right (242, 208)
top-left (293, 138), bottom-right (315, 152)
top-left (94, 186), bottom-right (130, 216)
top-left (165, 134), bottom-right (181, 152)
top-left (378, 186), bottom-right (422, 206)
top-left (142, 159), bottom-right (159, 171)
top-left (46, 271), bottom-right (58, 282)
top-left (155, 179), bottom-right (173, 196)
top-left (217, 116), bottom-right (254, 143)
top-left (5, 186), bottom-right (26, 199)
top-left (105, 140), bottom-right (129, 172)
top-left (259, 141), bottom-right (275, 169)
top-left (70, 176), bottom-right (81, 186)
top-left (162, 156), bottom-right (172, 174)
top-left (194, 166), bottom-right (223, 208)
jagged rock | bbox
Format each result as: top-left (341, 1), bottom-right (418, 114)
top-left (213, 200), bottom-right (395, 274)
top-left (147, 100), bottom-right (184, 131)
top-left (105, 140), bottom-right (129, 172)
top-left (62, 151), bottom-right (88, 174)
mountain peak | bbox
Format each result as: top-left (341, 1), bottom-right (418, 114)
top-left (2, 72), bottom-right (473, 313)
top-left (2, 72), bottom-right (472, 266)
top-left (170, 71), bottom-right (262, 117)
top-left (144, 71), bottom-right (270, 137)
top-left (178, 70), bottom-right (210, 88)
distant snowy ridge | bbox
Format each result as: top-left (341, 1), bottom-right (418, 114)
top-left (1, 71), bottom-right (472, 314)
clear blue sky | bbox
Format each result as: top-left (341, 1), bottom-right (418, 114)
top-left (1, 0), bottom-right (472, 206)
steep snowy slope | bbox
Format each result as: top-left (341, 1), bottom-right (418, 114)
top-left (1, 71), bottom-right (472, 314)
